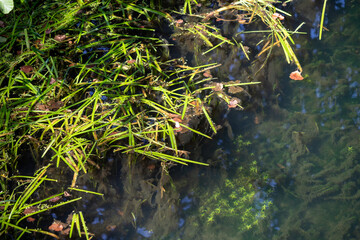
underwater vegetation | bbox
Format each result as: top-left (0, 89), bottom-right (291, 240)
top-left (238, 2), bottom-right (360, 239)
top-left (0, 0), bottom-right (310, 239)
top-left (198, 160), bottom-right (271, 231)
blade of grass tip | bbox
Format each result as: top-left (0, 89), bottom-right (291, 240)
top-left (181, 95), bottom-right (189, 119)
top-left (238, 41), bottom-right (250, 60)
top-left (319, 0), bottom-right (327, 40)
top-left (69, 213), bottom-right (76, 238)
top-left (177, 122), bottom-right (212, 139)
top-left (20, 192), bottom-right (64, 210)
top-left (1, 222), bottom-right (31, 234)
top-left (16, 227), bottom-right (27, 240)
top-left (10, 175), bottom-right (57, 182)
top-left (67, 187), bottom-right (104, 197)
top-left (16, 197), bottom-right (82, 224)
top-left (274, 31), bottom-right (290, 64)
top-left (279, 34), bottom-right (302, 72)
top-left (75, 212), bottom-right (82, 237)
top-left (151, 151), bottom-right (209, 166)
top-left (10, 166), bottom-right (49, 218)
top-left (70, 213), bottom-right (81, 238)
top-left (202, 40), bottom-right (227, 55)
top-left (27, 229), bottom-right (59, 239)
top-left (166, 122), bottom-right (177, 153)
top-left (194, 28), bottom-right (213, 47)
top-left (79, 211), bottom-right (89, 240)
top-left (128, 122), bottom-right (135, 146)
top-left (201, 103), bottom-right (217, 134)
top-left (133, 149), bottom-right (187, 165)
top-left (24, 28), bottom-right (30, 52)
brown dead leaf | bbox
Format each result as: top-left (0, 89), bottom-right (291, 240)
top-left (27, 217), bottom-right (36, 222)
top-left (213, 83), bottom-right (223, 91)
top-left (20, 65), bottom-right (33, 74)
top-left (49, 221), bottom-right (66, 232)
top-left (49, 196), bottom-right (62, 203)
top-left (54, 34), bottom-right (66, 42)
top-left (24, 206), bottom-right (39, 215)
top-left (228, 98), bottom-right (239, 108)
top-left (228, 86), bottom-right (244, 94)
top-left (203, 70), bottom-right (212, 78)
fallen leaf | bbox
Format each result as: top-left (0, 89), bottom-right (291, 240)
top-left (228, 99), bottom-right (239, 108)
top-left (64, 191), bottom-right (71, 197)
top-left (203, 70), bottom-right (212, 78)
top-left (49, 196), bottom-right (62, 203)
top-left (228, 86), bottom-right (244, 94)
top-left (24, 206), bottom-right (38, 215)
top-left (213, 83), bottom-right (223, 91)
top-left (272, 13), bottom-right (284, 21)
top-left (175, 19), bottom-right (184, 27)
top-left (20, 65), bottom-right (33, 74)
top-left (289, 70), bottom-right (304, 80)
top-left (54, 34), bottom-right (66, 42)
top-left (48, 221), bottom-right (65, 232)
top-left (27, 217), bottom-right (36, 222)
top-left (126, 59), bottom-right (136, 64)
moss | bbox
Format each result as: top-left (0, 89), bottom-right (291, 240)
top-left (198, 161), bottom-right (271, 231)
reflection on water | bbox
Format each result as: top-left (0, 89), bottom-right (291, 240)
top-left (168, 1), bottom-right (359, 239)
top-left (78, 1), bottom-right (360, 239)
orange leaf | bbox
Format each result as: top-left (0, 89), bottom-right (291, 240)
top-left (289, 70), bottom-right (304, 80)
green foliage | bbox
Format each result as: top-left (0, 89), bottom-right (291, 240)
top-left (198, 161), bottom-right (271, 231)
top-left (233, 135), bottom-right (252, 154)
top-left (0, 165), bottom-right (83, 238)
top-left (172, 0), bottom-right (304, 71)
top-left (0, 0), bottom-right (233, 183)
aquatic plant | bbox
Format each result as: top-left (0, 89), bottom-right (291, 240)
top-left (0, 0), bottom-right (314, 238)
top-left (198, 161), bottom-right (271, 231)
top-left (171, 0), bottom-right (304, 73)
top-left (0, 165), bottom-right (93, 239)
top-left (0, 0), bottom-right (222, 181)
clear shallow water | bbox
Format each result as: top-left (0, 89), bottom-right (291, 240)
top-left (81, 1), bottom-right (360, 239)
top-left (164, 1), bottom-right (359, 239)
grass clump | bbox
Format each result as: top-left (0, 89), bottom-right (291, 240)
top-left (0, 0), bottom-right (306, 238)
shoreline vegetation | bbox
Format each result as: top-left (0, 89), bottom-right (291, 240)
top-left (0, 0), bottom-right (305, 238)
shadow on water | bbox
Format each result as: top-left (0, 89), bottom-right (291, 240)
top-left (71, 1), bottom-right (360, 239)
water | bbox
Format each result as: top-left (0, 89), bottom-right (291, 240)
top-left (80, 1), bottom-right (360, 239)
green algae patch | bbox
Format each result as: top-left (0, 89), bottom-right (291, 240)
top-left (199, 161), bottom-right (271, 231)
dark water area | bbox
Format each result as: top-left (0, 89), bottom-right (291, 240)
top-left (74, 1), bottom-right (360, 240)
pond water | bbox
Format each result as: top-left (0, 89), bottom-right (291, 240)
top-left (78, 1), bottom-right (360, 239)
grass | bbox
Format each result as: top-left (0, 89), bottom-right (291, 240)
top-left (0, 0), bottom-right (304, 238)
top-left (0, 164), bottom-right (89, 239)
top-left (173, 0), bottom-right (305, 72)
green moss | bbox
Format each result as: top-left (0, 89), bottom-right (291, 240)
top-left (198, 161), bottom-right (271, 231)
